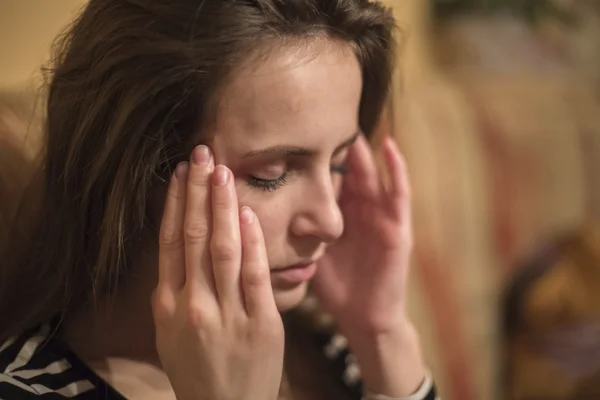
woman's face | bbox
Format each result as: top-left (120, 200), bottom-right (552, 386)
top-left (210, 41), bottom-right (363, 311)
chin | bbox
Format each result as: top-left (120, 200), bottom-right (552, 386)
top-left (272, 281), bottom-right (309, 312)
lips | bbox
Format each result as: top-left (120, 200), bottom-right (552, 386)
top-left (270, 262), bottom-right (317, 285)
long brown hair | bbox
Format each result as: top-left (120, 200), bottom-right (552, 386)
top-left (0, 0), bottom-right (396, 396)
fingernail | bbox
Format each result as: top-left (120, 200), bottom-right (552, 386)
top-left (192, 145), bottom-right (211, 165)
top-left (174, 162), bottom-right (189, 180)
top-left (213, 165), bottom-right (229, 186)
top-left (240, 206), bottom-right (254, 224)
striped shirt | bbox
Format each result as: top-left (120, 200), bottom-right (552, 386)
top-left (0, 323), bottom-right (437, 399)
top-left (0, 324), bottom-right (124, 399)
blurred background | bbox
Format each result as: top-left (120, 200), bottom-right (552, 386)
top-left (1, 1), bottom-right (599, 399)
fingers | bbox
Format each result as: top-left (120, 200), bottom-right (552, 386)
top-left (184, 145), bottom-right (217, 300)
top-left (345, 134), bottom-right (381, 198)
top-left (210, 164), bottom-right (243, 310)
top-left (382, 136), bottom-right (411, 220)
top-left (158, 145), bottom-right (271, 322)
top-left (239, 206), bottom-right (275, 318)
top-left (157, 162), bottom-right (189, 293)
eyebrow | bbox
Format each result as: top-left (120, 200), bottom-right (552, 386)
top-left (242, 131), bottom-right (360, 159)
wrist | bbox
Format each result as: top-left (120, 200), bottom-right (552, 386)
top-left (344, 319), bottom-right (427, 398)
top-left (363, 373), bottom-right (435, 400)
top-left (342, 313), bottom-right (416, 354)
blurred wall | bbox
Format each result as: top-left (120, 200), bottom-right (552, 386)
top-left (0, 0), bottom-right (437, 90)
top-left (0, 0), bottom-right (86, 91)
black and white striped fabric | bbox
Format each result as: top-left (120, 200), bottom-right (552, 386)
top-left (315, 331), bottom-right (439, 400)
top-left (0, 323), bottom-right (124, 399)
top-left (1, 323), bottom-right (437, 399)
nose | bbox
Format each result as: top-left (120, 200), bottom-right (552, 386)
top-left (290, 177), bottom-right (344, 243)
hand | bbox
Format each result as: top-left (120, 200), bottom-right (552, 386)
top-left (312, 136), bottom-right (425, 397)
top-left (152, 145), bottom-right (284, 400)
top-left (312, 135), bottom-right (413, 336)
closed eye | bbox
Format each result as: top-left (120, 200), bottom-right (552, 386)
top-left (247, 172), bottom-right (289, 192)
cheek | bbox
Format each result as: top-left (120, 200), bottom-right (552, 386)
top-left (255, 206), bottom-right (290, 266)
top-left (234, 182), bottom-right (290, 264)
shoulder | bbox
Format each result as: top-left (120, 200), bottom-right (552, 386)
top-left (0, 323), bottom-right (97, 399)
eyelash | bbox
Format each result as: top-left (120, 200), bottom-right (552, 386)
top-left (248, 174), bottom-right (289, 192)
top-left (248, 163), bottom-right (348, 192)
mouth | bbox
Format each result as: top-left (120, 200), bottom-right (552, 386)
top-left (270, 261), bottom-right (317, 285)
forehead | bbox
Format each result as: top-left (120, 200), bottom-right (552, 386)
top-left (211, 40), bottom-right (362, 150)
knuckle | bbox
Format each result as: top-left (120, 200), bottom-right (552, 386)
top-left (185, 302), bottom-right (208, 329)
top-left (213, 193), bottom-right (231, 211)
top-left (244, 265), bottom-right (269, 287)
top-left (159, 223), bottom-right (182, 248)
top-left (242, 228), bottom-right (260, 246)
top-left (152, 291), bottom-right (175, 326)
top-left (188, 168), bottom-right (211, 187)
top-left (166, 184), bottom-right (182, 202)
top-left (183, 220), bottom-right (209, 242)
top-left (211, 241), bottom-right (237, 264)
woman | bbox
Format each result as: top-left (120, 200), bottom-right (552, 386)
top-left (0, 0), bottom-right (438, 399)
